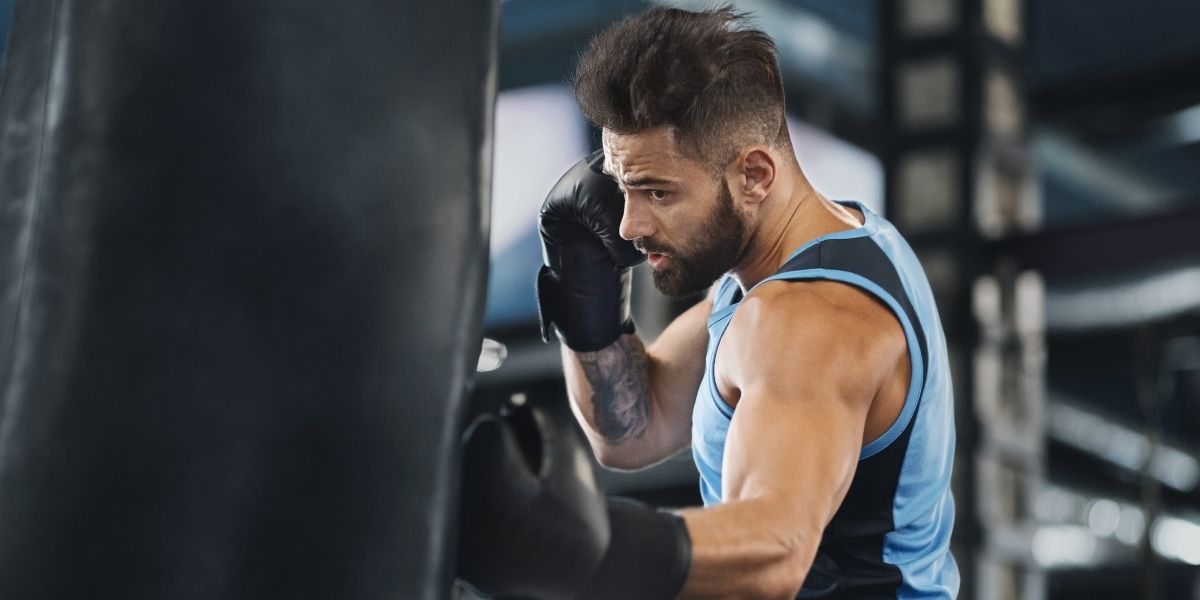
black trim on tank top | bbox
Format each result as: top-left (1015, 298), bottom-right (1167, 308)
top-left (773, 235), bottom-right (927, 598)
top-left (778, 236), bottom-right (927, 369)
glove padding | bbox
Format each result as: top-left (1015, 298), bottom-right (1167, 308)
top-left (577, 497), bottom-right (693, 600)
top-left (456, 403), bottom-right (610, 599)
top-left (537, 150), bottom-right (645, 352)
top-left (456, 400), bottom-right (692, 600)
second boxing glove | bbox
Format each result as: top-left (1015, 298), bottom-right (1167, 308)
top-left (537, 150), bottom-right (645, 352)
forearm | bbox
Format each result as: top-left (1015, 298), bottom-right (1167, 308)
top-left (677, 499), bottom-right (820, 600)
top-left (562, 333), bottom-right (663, 468)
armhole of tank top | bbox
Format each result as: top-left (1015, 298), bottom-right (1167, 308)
top-left (756, 268), bottom-right (926, 460)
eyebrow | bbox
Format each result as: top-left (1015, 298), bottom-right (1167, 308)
top-left (622, 175), bottom-right (675, 188)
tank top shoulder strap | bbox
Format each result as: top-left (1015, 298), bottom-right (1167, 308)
top-left (711, 274), bottom-right (742, 312)
top-left (754, 232), bottom-right (930, 459)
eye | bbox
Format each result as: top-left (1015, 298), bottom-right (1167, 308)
top-left (648, 189), bottom-right (669, 201)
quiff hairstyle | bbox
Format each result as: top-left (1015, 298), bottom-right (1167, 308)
top-left (573, 6), bottom-right (790, 172)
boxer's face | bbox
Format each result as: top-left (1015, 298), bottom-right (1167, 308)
top-left (603, 127), bottom-right (749, 298)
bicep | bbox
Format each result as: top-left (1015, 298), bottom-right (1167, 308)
top-left (640, 291), bottom-right (713, 452)
top-left (718, 290), bottom-right (885, 532)
top-left (647, 280), bottom-right (720, 362)
top-left (721, 377), bottom-right (865, 532)
top-left (646, 292), bottom-right (711, 393)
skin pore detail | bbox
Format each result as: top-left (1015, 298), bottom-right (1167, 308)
top-left (575, 334), bottom-right (653, 442)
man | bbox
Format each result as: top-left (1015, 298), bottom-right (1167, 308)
top-left (458, 7), bottom-right (958, 599)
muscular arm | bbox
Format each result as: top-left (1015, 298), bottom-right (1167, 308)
top-left (677, 281), bottom-right (908, 599)
top-left (562, 287), bottom-right (714, 470)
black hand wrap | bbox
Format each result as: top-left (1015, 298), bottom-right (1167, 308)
top-left (537, 150), bottom-right (644, 352)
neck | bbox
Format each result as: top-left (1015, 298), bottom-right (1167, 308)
top-left (730, 176), bottom-right (863, 291)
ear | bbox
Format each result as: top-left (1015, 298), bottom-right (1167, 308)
top-left (730, 147), bottom-right (776, 205)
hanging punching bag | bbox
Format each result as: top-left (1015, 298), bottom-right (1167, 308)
top-left (0, 1), bottom-right (497, 598)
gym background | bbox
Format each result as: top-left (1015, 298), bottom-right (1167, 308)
top-left (2, 0), bottom-right (1198, 599)
top-left (479, 1), bottom-right (1200, 599)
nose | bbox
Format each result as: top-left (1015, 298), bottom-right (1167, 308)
top-left (618, 194), bottom-right (655, 241)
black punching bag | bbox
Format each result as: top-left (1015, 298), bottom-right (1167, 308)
top-left (0, 1), bottom-right (497, 598)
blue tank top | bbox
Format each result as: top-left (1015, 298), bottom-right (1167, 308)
top-left (690, 200), bottom-right (959, 598)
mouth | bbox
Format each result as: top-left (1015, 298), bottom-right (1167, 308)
top-left (646, 252), bottom-right (668, 269)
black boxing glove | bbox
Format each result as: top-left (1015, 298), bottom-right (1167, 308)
top-left (456, 403), bottom-right (610, 599)
top-left (456, 402), bottom-right (692, 600)
top-left (537, 150), bottom-right (645, 352)
top-left (577, 497), bottom-right (693, 600)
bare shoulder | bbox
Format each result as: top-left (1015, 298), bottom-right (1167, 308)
top-left (717, 279), bottom-right (906, 396)
top-left (736, 279), bottom-right (902, 347)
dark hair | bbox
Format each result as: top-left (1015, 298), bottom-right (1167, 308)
top-left (573, 6), bottom-right (789, 170)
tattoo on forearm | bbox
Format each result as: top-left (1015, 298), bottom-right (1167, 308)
top-left (576, 335), bottom-right (652, 442)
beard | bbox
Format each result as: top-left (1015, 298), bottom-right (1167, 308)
top-left (635, 181), bottom-right (749, 298)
